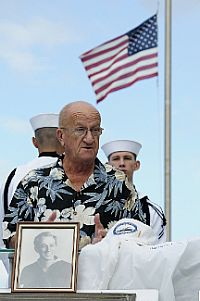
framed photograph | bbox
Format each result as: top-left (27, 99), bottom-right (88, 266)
top-left (11, 222), bottom-right (80, 293)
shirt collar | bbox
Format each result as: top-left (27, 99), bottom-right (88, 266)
top-left (56, 157), bottom-right (107, 188)
top-left (39, 152), bottom-right (60, 158)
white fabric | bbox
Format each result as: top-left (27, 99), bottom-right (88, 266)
top-left (30, 113), bottom-right (58, 131)
top-left (0, 260), bottom-right (9, 288)
top-left (149, 201), bottom-right (166, 243)
top-left (3, 156), bottom-right (57, 204)
top-left (101, 140), bottom-right (142, 157)
top-left (0, 156), bottom-right (58, 247)
top-left (0, 197), bottom-right (4, 248)
top-left (138, 191), bottom-right (166, 244)
top-left (78, 218), bottom-right (200, 301)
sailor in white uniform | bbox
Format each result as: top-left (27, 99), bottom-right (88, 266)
top-left (101, 139), bottom-right (166, 243)
top-left (0, 113), bottom-right (64, 247)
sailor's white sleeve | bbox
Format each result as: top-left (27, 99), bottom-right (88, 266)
top-left (0, 180), bottom-right (7, 247)
top-left (148, 201), bottom-right (167, 243)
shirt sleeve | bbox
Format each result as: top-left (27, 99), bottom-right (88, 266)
top-left (3, 178), bottom-right (35, 246)
top-left (0, 183), bottom-right (6, 247)
top-left (148, 199), bottom-right (167, 243)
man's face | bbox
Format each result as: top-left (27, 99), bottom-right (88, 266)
top-left (109, 151), bottom-right (140, 182)
top-left (61, 108), bottom-right (101, 164)
top-left (37, 236), bottom-right (57, 261)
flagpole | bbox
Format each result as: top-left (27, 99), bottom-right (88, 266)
top-left (164, 0), bottom-right (172, 241)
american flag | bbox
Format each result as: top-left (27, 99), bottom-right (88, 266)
top-left (80, 14), bottom-right (158, 103)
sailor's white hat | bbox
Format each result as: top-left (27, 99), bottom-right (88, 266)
top-left (101, 140), bottom-right (142, 158)
top-left (105, 218), bottom-right (157, 245)
top-left (30, 113), bottom-right (59, 131)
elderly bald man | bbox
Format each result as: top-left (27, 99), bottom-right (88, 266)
top-left (4, 101), bottom-right (162, 249)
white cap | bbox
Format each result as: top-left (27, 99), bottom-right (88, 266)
top-left (101, 139), bottom-right (142, 157)
top-left (30, 113), bottom-right (59, 131)
top-left (105, 218), bottom-right (157, 245)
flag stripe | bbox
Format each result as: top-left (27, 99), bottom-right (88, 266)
top-left (81, 35), bottom-right (127, 63)
top-left (95, 63), bottom-right (158, 95)
top-left (91, 49), bottom-right (158, 85)
top-left (94, 62), bottom-right (158, 97)
top-left (97, 69), bottom-right (158, 103)
top-left (96, 64), bottom-right (158, 99)
top-left (86, 51), bottom-right (127, 78)
top-left (80, 14), bottom-right (158, 103)
top-left (82, 38), bottom-right (128, 70)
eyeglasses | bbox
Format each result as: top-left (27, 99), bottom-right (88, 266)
top-left (60, 127), bottom-right (104, 137)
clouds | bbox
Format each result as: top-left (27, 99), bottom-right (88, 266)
top-left (1, 116), bottom-right (31, 134)
top-left (0, 17), bottom-right (75, 72)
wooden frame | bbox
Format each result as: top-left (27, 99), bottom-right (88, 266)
top-left (11, 222), bottom-right (79, 293)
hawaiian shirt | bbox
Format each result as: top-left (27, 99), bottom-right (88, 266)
top-left (3, 158), bottom-right (164, 248)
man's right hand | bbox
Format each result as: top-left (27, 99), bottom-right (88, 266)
top-left (9, 235), bottom-right (16, 249)
top-left (47, 211), bottom-right (57, 222)
top-left (9, 211), bottom-right (57, 249)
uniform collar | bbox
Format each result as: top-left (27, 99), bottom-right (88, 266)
top-left (39, 152), bottom-right (60, 158)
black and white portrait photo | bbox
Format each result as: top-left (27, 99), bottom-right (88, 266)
top-left (20, 231), bottom-right (72, 288)
top-left (12, 222), bottom-right (79, 292)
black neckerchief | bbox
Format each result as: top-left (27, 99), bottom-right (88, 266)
top-left (39, 152), bottom-right (60, 158)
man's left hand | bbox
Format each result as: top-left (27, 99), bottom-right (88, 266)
top-left (92, 213), bottom-right (107, 244)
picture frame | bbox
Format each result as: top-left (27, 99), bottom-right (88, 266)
top-left (11, 222), bottom-right (80, 293)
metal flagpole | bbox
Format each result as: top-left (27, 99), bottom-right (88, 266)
top-left (164, 0), bottom-right (172, 241)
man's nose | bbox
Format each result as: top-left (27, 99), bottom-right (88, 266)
top-left (83, 130), bottom-right (95, 142)
top-left (46, 245), bottom-right (51, 251)
top-left (119, 158), bottom-right (125, 166)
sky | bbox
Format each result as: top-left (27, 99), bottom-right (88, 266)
top-left (0, 0), bottom-right (200, 241)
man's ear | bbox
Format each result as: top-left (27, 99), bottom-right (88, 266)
top-left (32, 137), bottom-right (38, 149)
top-left (134, 160), bottom-right (141, 171)
top-left (56, 128), bottom-right (65, 147)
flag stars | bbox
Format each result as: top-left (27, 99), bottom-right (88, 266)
top-left (127, 14), bottom-right (157, 56)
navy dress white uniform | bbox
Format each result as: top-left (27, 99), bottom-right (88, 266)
top-left (20, 259), bottom-right (71, 288)
top-left (101, 139), bottom-right (166, 243)
top-left (0, 113), bottom-right (61, 247)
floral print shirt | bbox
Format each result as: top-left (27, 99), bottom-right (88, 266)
top-left (3, 158), bottom-right (164, 248)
